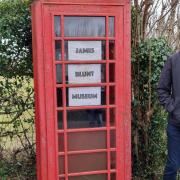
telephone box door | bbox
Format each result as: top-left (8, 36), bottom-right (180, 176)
top-left (32, 2), bottom-right (131, 180)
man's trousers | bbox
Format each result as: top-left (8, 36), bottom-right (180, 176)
top-left (163, 123), bottom-right (180, 180)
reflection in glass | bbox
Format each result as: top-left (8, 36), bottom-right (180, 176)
top-left (66, 64), bottom-right (106, 84)
top-left (54, 16), bottom-right (61, 37)
top-left (69, 174), bottom-right (107, 180)
top-left (58, 156), bottom-right (65, 174)
top-left (57, 88), bottom-right (63, 107)
top-left (64, 16), bottom-right (105, 37)
top-left (110, 108), bottom-right (115, 126)
top-left (68, 153), bottom-right (107, 173)
top-left (109, 40), bottom-right (115, 60)
top-left (67, 87), bottom-right (106, 107)
top-left (64, 40), bottom-right (106, 60)
top-left (55, 41), bottom-right (61, 60)
top-left (109, 17), bottom-right (115, 37)
top-left (57, 111), bottom-right (63, 129)
top-left (67, 131), bottom-right (107, 151)
top-left (56, 65), bottom-right (62, 84)
top-left (67, 109), bottom-right (106, 129)
top-left (58, 133), bottom-right (64, 152)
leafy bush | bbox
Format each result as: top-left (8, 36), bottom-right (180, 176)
top-left (0, 0), bottom-right (32, 78)
top-left (132, 38), bottom-right (172, 179)
top-left (0, 1), bottom-right (35, 179)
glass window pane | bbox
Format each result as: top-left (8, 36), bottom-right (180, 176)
top-left (111, 152), bottom-right (116, 169)
top-left (109, 86), bottom-right (115, 105)
top-left (55, 41), bottom-right (61, 60)
top-left (67, 87), bottom-right (106, 107)
top-left (69, 174), bottom-right (107, 180)
top-left (110, 130), bottom-right (116, 148)
top-left (56, 64), bottom-right (62, 84)
top-left (54, 16), bottom-right (61, 37)
top-left (110, 108), bottom-right (115, 126)
top-left (58, 133), bottom-right (64, 152)
top-left (64, 16), bottom-right (105, 37)
top-left (65, 40), bottom-right (106, 60)
top-left (66, 64), bottom-right (106, 84)
top-left (67, 109), bottom-right (106, 129)
top-left (57, 88), bottom-right (63, 107)
top-left (58, 111), bottom-right (63, 129)
top-left (68, 153), bottom-right (107, 173)
top-left (109, 40), bottom-right (115, 60)
top-left (109, 17), bottom-right (115, 37)
top-left (109, 63), bottom-right (115, 82)
top-left (58, 156), bottom-right (65, 175)
top-left (67, 131), bottom-right (107, 151)
top-left (111, 173), bottom-right (116, 180)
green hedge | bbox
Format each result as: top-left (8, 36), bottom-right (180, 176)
top-left (132, 38), bottom-right (172, 179)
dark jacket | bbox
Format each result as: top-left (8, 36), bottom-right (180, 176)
top-left (157, 51), bottom-right (180, 126)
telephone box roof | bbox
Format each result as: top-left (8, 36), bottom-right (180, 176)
top-left (33, 0), bottom-right (128, 5)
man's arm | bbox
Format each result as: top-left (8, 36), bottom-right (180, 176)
top-left (157, 57), bottom-right (175, 112)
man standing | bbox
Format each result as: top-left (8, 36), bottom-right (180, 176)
top-left (157, 51), bottom-right (180, 180)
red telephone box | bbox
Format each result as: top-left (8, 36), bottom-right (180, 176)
top-left (32, 0), bottom-right (131, 179)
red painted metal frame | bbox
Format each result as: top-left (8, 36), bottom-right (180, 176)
top-left (32, 2), bottom-right (48, 180)
top-left (31, 0), bottom-right (131, 180)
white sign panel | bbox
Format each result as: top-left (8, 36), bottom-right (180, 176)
top-left (68, 64), bottom-right (101, 84)
top-left (68, 41), bottom-right (102, 60)
top-left (68, 41), bottom-right (102, 106)
top-left (69, 87), bottom-right (101, 106)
